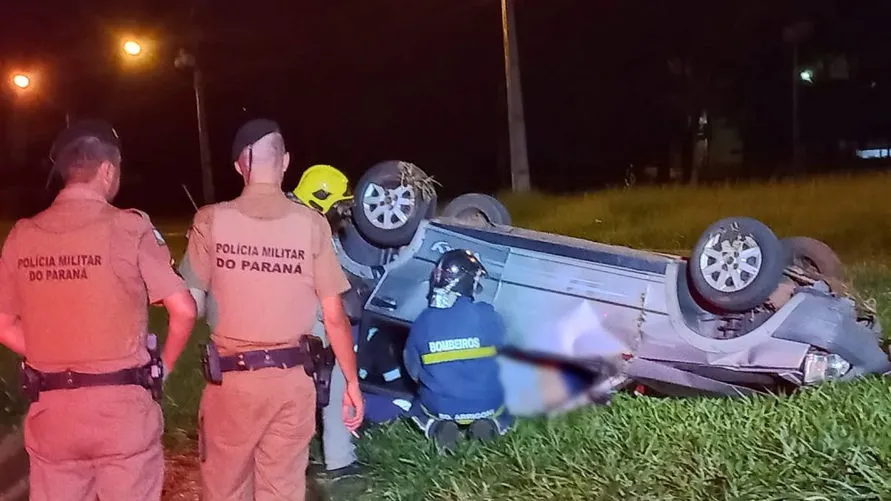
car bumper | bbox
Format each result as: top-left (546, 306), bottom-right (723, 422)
top-left (771, 288), bottom-right (891, 383)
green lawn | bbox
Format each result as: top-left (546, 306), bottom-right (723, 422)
top-left (2, 171), bottom-right (891, 500)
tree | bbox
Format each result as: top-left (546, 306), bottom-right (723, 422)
top-left (659, 1), bottom-right (798, 183)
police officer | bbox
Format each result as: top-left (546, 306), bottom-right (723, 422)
top-left (292, 164), bottom-right (366, 481)
top-left (179, 118), bottom-right (364, 500)
top-left (403, 249), bottom-right (515, 451)
top-left (0, 119), bottom-right (197, 501)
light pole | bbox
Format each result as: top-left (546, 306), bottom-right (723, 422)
top-left (7, 72), bottom-right (34, 171)
top-left (783, 21), bottom-right (812, 173)
top-left (175, 48), bottom-right (214, 204)
top-left (121, 38), bottom-right (215, 204)
top-left (501, 0), bottom-right (531, 192)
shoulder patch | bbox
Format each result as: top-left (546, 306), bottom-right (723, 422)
top-left (152, 228), bottom-right (168, 247)
top-left (124, 208), bottom-right (152, 221)
top-left (124, 208), bottom-right (167, 247)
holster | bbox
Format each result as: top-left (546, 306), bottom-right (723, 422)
top-left (201, 340), bottom-right (223, 385)
top-left (20, 362), bottom-right (41, 403)
top-left (146, 333), bottom-right (164, 402)
top-left (301, 335), bottom-right (336, 408)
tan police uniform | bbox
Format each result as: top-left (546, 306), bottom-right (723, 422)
top-left (0, 185), bottom-right (186, 501)
top-left (180, 182), bottom-right (351, 501)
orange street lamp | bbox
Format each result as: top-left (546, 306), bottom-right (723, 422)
top-left (123, 40), bottom-right (143, 56)
top-left (12, 73), bottom-right (31, 89)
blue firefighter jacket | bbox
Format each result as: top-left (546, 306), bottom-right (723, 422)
top-left (403, 296), bottom-right (507, 420)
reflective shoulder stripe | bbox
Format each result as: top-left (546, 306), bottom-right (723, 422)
top-left (420, 346), bottom-right (497, 365)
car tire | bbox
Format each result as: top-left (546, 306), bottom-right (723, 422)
top-left (781, 236), bottom-right (846, 291)
top-left (440, 193), bottom-right (512, 226)
top-left (690, 217), bottom-right (787, 312)
top-left (352, 160), bottom-right (438, 248)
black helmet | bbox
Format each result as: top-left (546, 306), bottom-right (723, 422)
top-left (428, 249), bottom-right (488, 307)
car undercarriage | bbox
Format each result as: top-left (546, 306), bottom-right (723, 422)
top-left (317, 160), bottom-right (889, 417)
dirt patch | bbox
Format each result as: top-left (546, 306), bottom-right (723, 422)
top-left (3, 441), bottom-right (334, 501)
top-left (162, 446), bottom-right (336, 501)
top-left (163, 449), bottom-right (201, 501)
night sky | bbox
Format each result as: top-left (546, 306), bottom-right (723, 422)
top-left (1, 0), bottom-right (889, 217)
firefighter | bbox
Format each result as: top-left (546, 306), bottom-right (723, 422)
top-left (403, 249), bottom-right (515, 451)
top-left (0, 119), bottom-right (197, 500)
top-left (292, 164), bottom-right (367, 481)
top-left (291, 164), bottom-right (353, 216)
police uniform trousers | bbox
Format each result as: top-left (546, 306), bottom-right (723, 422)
top-left (24, 386), bottom-right (164, 501)
top-left (199, 366), bottom-right (316, 501)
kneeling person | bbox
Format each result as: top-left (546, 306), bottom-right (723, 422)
top-left (403, 249), bottom-right (514, 451)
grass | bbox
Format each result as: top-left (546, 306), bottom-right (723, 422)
top-left (2, 170), bottom-right (891, 500)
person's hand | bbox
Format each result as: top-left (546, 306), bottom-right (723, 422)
top-left (342, 380), bottom-right (365, 432)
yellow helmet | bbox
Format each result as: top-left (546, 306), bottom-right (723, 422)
top-left (292, 164), bottom-right (353, 214)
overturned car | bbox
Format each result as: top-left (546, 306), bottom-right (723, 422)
top-left (328, 161), bottom-right (889, 417)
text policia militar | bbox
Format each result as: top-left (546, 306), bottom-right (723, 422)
top-left (215, 242), bottom-right (306, 274)
top-left (18, 254), bottom-right (102, 281)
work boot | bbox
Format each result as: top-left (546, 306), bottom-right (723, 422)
top-left (468, 419), bottom-right (499, 442)
top-left (327, 462), bottom-right (364, 482)
top-left (325, 462), bottom-right (369, 499)
top-left (430, 420), bottom-right (461, 452)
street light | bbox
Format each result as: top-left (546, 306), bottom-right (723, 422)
top-left (783, 20), bottom-right (813, 172)
top-left (7, 72), bottom-right (34, 171)
top-left (799, 68), bottom-right (814, 84)
top-left (122, 40), bottom-right (142, 57)
top-left (11, 73), bottom-right (30, 90)
top-left (117, 36), bottom-right (214, 203)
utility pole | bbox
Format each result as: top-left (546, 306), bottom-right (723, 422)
top-left (783, 21), bottom-right (812, 173)
top-left (175, 0), bottom-right (215, 204)
top-left (501, 0), bottom-right (531, 192)
top-left (193, 65), bottom-right (214, 204)
top-left (791, 41), bottom-right (801, 172)
top-left (175, 48), bottom-right (215, 204)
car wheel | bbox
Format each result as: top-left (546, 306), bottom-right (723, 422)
top-left (690, 217), bottom-right (787, 312)
top-left (440, 193), bottom-right (512, 225)
top-left (353, 160), bottom-right (438, 248)
top-left (781, 236), bottom-right (846, 292)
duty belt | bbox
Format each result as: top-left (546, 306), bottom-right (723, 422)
top-left (201, 338), bottom-right (334, 408)
top-left (218, 347), bottom-right (309, 373)
top-left (21, 363), bottom-right (154, 403)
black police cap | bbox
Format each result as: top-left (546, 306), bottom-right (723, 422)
top-left (231, 118), bottom-right (281, 163)
top-left (49, 119), bottom-right (120, 162)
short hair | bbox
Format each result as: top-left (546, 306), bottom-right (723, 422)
top-left (53, 136), bottom-right (122, 183)
top-left (246, 132), bottom-right (286, 170)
